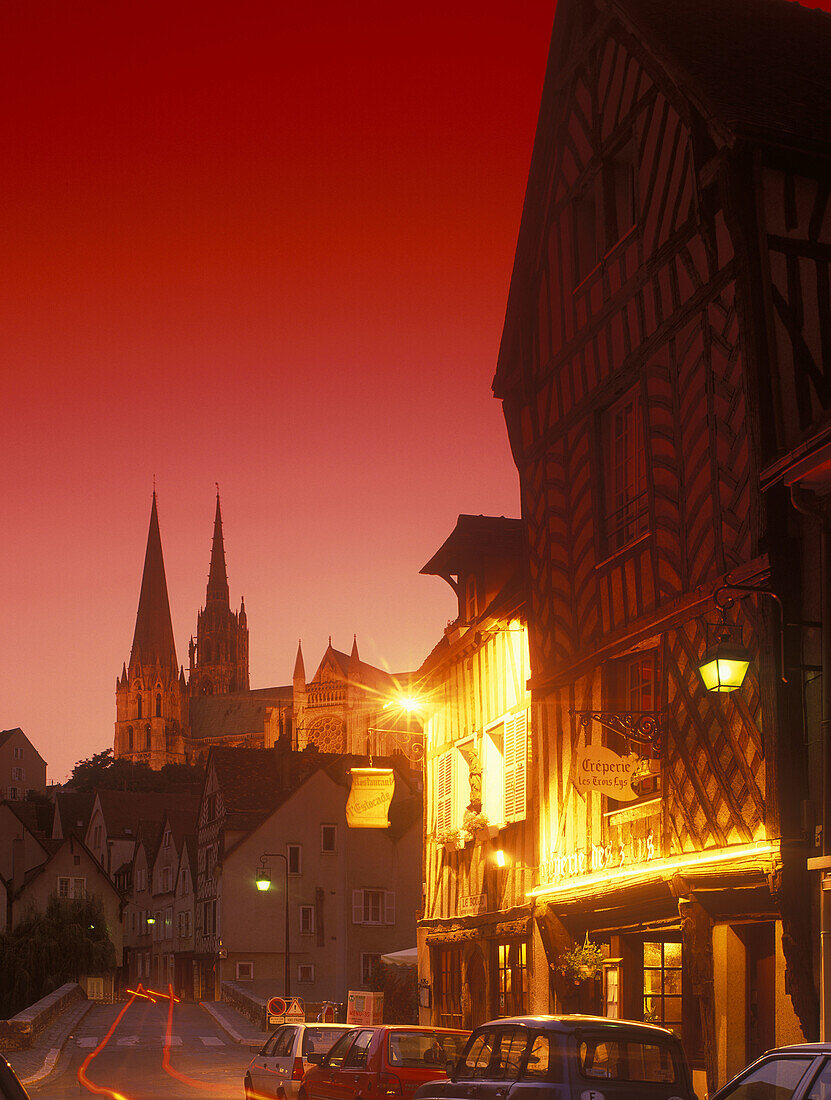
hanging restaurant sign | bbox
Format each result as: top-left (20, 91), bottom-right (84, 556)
top-left (346, 768), bottom-right (395, 828)
top-left (573, 745), bottom-right (640, 801)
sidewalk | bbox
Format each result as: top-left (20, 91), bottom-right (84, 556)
top-left (5, 998), bottom-right (93, 1087)
top-left (200, 1000), bottom-right (268, 1049)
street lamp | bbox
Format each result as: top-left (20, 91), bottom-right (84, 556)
top-left (256, 853), bottom-right (290, 997)
top-left (698, 578), bottom-right (786, 692)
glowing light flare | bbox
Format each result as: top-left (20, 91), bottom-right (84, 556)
top-left (698, 650), bottom-right (751, 692)
top-left (494, 849), bottom-right (506, 867)
top-left (162, 984), bottom-right (215, 1091)
top-left (528, 840), bottom-right (778, 899)
top-left (77, 989), bottom-right (139, 1099)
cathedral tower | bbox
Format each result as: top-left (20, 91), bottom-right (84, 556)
top-left (115, 493), bottom-right (187, 767)
top-left (188, 493), bottom-right (249, 696)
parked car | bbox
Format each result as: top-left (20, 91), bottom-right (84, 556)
top-left (0, 1054), bottom-right (31, 1100)
top-left (710, 1043), bottom-right (831, 1099)
top-left (300, 1025), bottom-right (470, 1100)
top-left (413, 1015), bottom-right (698, 1100)
top-left (245, 1023), bottom-right (356, 1100)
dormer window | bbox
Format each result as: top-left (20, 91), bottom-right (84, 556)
top-left (573, 135), bottom-right (638, 287)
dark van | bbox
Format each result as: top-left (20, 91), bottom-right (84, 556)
top-left (414, 1015), bottom-right (698, 1100)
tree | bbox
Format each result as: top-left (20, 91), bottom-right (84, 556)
top-left (0, 895), bottom-right (116, 1017)
top-left (66, 748), bottom-right (204, 793)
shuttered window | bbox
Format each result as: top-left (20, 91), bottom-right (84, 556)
top-left (504, 712), bottom-right (527, 822)
top-left (436, 752), bottom-right (454, 832)
top-left (352, 889), bottom-right (395, 925)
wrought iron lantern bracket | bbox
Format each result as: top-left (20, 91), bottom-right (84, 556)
top-left (570, 710), bottom-right (664, 752)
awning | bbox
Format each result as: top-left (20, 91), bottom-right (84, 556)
top-left (381, 947), bottom-right (418, 968)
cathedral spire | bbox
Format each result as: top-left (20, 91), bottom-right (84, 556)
top-left (206, 490), bottom-right (230, 606)
top-left (129, 492), bottom-right (178, 677)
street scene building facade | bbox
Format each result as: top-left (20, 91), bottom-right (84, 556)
top-left (482, 0), bottom-right (831, 1093)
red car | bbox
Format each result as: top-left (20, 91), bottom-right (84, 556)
top-left (300, 1025), bottom-right (470, 1100)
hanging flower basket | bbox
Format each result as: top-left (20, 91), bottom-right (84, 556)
top-left (557, 935), bottom-right (605, 985)
top-left (435, 828), bottom-right (465, 851)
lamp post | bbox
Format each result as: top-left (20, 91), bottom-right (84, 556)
top-left (256, 853), bottom-right (290, 997)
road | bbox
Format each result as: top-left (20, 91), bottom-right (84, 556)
top-left (29, 997), bottom-right (253, 1100)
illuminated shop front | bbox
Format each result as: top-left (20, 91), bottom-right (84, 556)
top-left (531, 838), bottom-right (790, 1094)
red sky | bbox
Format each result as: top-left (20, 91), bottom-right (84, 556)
top-left (1, 2), bottom-right (555, 781)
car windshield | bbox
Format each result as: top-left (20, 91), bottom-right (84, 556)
top-left (387, 1031), bottom-right (468, 1068)
top-left (577, 1036), bottom-right (678, 1084)
top-left (303, 1027), bottom-right (353, 1057)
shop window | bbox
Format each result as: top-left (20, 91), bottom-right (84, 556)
top-left (436, 946), bottom-right (463, 1029)
top-left (604, 960), bottom-right (622, 1018)
top-left (643, 941), bottom-right (682, 1031)
top-left (496, 941), bottom-right (529, 1017)
top-left (600, 389), bottom-right (649, 555)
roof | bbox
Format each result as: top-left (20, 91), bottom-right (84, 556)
top-left (53, 791), bottom-right (96, 837)
top-left (92, 789), bottom-right (197, 839)
top-left (189, 691), bottom-right (289, 741)
top-left (469, 1014), bottom-right (681, 1036)
top-left (128, 493), bottom-right (178, 676)
top-left (4, 799), bottom-right (53, 839)
top-left (420, 516), bottom-right (523, 578)
top-left (616, 0), bottom-right (831, 155)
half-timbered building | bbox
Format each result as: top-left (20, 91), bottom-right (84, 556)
top-left (493, 0), bottom-right (831, 1092)
top-left (416, 516), bottom-right (542, 1028)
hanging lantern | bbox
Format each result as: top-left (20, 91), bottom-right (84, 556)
top-left (698, 619), bottom-right (751, 693)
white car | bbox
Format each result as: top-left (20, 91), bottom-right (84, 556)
top-left (244, 1023), bottom-right (354, 1100)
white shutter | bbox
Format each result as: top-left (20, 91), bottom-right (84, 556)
top-left (436, 752), bottom-right (453, 832)
top-left (384, 891), bottom-right (395, 925)
top-left (504, 712), bottom-right (528, 822)
top-left (352, 889), bottom-right (364, 924)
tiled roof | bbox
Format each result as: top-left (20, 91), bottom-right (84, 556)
top-left (94, 789), bottom-right (197, 838)
top-left (618, 0), bottom-right (831, 153)
top-left (420, 515), bottom-right (523, 577)
top-left (189, 692), bottom-right (289, 741)
top-left (0, 728), bottom-right (46, 764)
top-left (5, 799), bottom-right (53, 839)
top-left (54, 791), bottom-right (96, 836)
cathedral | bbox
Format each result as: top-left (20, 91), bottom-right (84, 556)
top-left (114, 493), bottom-right (417, 768)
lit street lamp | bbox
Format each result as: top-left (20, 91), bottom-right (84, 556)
top-left (256, 853), bottom-right (290, 997)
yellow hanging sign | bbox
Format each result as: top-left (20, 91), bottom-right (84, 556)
top-left (346, 767), bottom-right (395, 828)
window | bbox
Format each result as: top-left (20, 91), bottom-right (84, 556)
top-left (326, 1031), bottom-right (356, 1068)
top-left (461, 1032), bottom-right (496, 1078)
top-left (13, 747), bottom-right (23, 760)
top-left (606, 652), bottom-right (662, 800)
top-left (604, 961), bottom-right (621, 1019)
top-left (643, 941), bottom-right (682, 1031)
top-left (436, 748), bottom-right (471, 833)
top-left (352, 889), bottom-right (394, 925)
top-left (156, 693), bottom-right (162, 717)
top-left (361, 953), bottom-right (381, 986)
top-left (572, 139), bottom-right (637, 288)
top-left (603, 142), bottom-right (636, 247)
top-left (236, 962), bottom-right (253, 981)
top-left (496, 941), bottom-right (529, 1017)
top-left (57, 877), bottom-right (86, 899)
top-left (573, 190), bottom-right (599, 283)
top-left (483, 713), bottom-right (528, 825)
top-left (300, 906), bottom-right (315, 935)
top-left (161, 867), bottom-right (171, 892)
top-left (287, 844), bottom-right (302, 875)
top-left (523, 1035), bottom-right (557, 1081)
top-left (11, 768), bottom-right (23, 782)
top-left (344, 1029), bottom-right (372, 1066)
top-left (298, 964), bottom-right (315, 984)
top-left (165, 907), bottom-right (173, 938)
top-left (464, 574), bottom-right (479, 621)
top-left (601, 389), bottom-right (648, 554)
top-left (493, 1029), bottom-right (530, 1078)
top-left (7, 787), bottom-right (19, 800)
top-left (180, 868), bottom-right (190, 895)
top-left (145, 725), bottom-right (151, 749)
top-left (127, 726), bottom-right (133, 751)
top-left (163, 829), bottom-right (171, 849)
top-left (578, 1038), bottom-right (678, 1084)
top-left (321, 824), bottom-right (337, 853)
top-left (136, 694), bottom-right (142, 719)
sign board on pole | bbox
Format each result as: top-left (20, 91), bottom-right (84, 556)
top-left (346, 769), bottom-right (395, 828)
top-left (346, 991), bottom-right (384, 1025)
top-left (285, 997), bottom-right (305, 1021)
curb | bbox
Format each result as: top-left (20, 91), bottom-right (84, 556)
top-left (199, 1002), bottom-right (265, 1049)
top-left (19, 1000), bottom-right (94, 1087)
